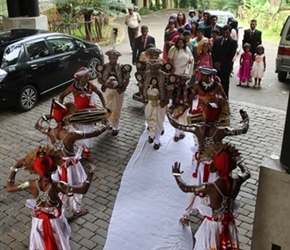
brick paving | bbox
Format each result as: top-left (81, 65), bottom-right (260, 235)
top-left (0, 10), bottom-right (288, 250)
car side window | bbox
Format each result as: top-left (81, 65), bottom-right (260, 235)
top-left (26, 41), bottom-right (51, 60)
top-left (75, 39), bottom-right (86, 49)
top-left (2, 45), bottom-right (21, 67)
top-left (47, 38), bottom-right (76, 54)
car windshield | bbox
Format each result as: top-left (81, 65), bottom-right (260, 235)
top-left (1, 45), bottom-right (21, 67)
top-left (217, 14), bottom-right (233, 26)
top-left (208, 12), bottom-right (235, 26)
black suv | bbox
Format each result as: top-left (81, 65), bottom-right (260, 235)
top-left (0, 29), bottom-right (104, 111)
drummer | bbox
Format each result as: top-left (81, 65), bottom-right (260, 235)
top-left (59, 67), bottom-right (107, 158)
top-left (97, 48), bottom-right (132, 136)
top-left (35, 100), bottom-right (109, 219)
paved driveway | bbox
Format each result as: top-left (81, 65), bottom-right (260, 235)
top-left (0, 9), bottom-right (288, 250)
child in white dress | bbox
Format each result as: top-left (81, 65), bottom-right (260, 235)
top-left (251, 45), bottom-right (266, 88)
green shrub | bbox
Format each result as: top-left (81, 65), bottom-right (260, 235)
top-left (239, 7), bottom-right (289, 42)
top-left (71, 23), bottom-right (109, 40)
top-left (139, 7), bottom-right (149, 16)
top-left (149, 2), bottom-right (161, 11)
top-left (149, 4), bottom-right (157, 11)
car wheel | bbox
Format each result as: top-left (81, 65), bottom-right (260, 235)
top-left (17, 85), bottom-right (38, 111)
top-left (278, 72), bottom-right (287, 82)
top-left (87, 58), bottom-right (100, 79)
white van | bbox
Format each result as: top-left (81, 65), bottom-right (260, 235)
top-left (207, 10), bottom-right (235, 26)
top-left (276, 15), bottom-right (290, 82)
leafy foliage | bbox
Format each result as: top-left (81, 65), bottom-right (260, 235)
top-left (149, 1), bottom-right (162, 10)
top-left (50, 0), bottom-right (134, 41)
top-left (139, 7), bottom-right (149, 16)
top-left (196, 0), bottom-right (286, 38)
top-left (209, 0), bottom-right (243, 14)
top-left (171, 0), bottom-right (197, 8)
top-left (197, 0), bottom-right (210, 9)
top-left (52, 0), bottom-right (133, 17)
top-left (237, 0), bottom-right (287, 37)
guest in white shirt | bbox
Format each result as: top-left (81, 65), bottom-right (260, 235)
top-left (168, 36), bottom-right (194, 75)
top-left (125, 6), bottom-right (141, 52)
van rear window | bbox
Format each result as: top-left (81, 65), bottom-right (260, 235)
top-left (286, 26), bottom-right (290, 41)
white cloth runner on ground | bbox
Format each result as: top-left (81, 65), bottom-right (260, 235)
top-left (104, 119), bottom-right (195, 250)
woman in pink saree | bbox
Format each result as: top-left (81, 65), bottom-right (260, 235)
top-left (163, 19), bottom-right (178, 62)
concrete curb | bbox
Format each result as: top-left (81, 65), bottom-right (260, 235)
top-left (230, 99), bottom-right (286, 114)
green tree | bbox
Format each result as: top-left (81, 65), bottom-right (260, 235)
top-left (240, 0), bottom-right (286, 34)
top-left (52, 0), bottom-right (131, 41)
top-left (162, 0), bottom-right (168, 8)
top-left (197, 0), bottom-right (210, 9)
top-left (207, 0), bottom-right (243, 13)
top-left (178, 0), bottom-right (197, 8)
top-left (271, 0), bottom-right (283, 8)
top-left (190, 0), bottom-right (198, 8)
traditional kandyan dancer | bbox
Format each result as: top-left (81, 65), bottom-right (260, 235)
top-left (172, 144), bottom-right (251, 250)
top-left (137, 59), bottom-right (175, 149)
top-left (136, 46), bottom-right (164, 90)
top-left (138, 44), bottom-right (164, 63)
top-left (135, 46), bottom-right (173, 106)
top-left (168, 101), bottom-right (249, 226)
top-left (171, 73), bottom-right (191, 142)
top-left (6, 146), bottom-right (97, 249)
top-left (189, 66), bottom-right (227, 118)
top-left (59, 67), bottom-right (107, 158)
top-left (97, 48), bottom-right (132, 136)
top-left (35, 100), bottom-right (108, 219)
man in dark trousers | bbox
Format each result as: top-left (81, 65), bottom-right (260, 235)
top-left (125, 6), bottom-right (141, 52)
top-left (212, 25), bottom-right (237, 98)
top-left (242, 19), bottom-right (262, 57)
top-left (204, 15), bottom-right (223, 39)
top-left (132, 25), bottom-right (155, 64)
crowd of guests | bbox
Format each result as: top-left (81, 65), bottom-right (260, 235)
top-left (127, 8), bottom-right (264, 94)
top-left (5, 7), bottom-right (258, 250)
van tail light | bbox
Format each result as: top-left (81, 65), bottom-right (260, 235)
top-left (0, 69), bottom-right (7, 84)
top-left (278, 46), bottom-right (284, 55)
top-left (278, 46), bottom-right (290, 56)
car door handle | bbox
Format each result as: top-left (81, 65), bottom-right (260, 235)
top-left (31, 63), bottom-right (45, 69)
top-left (31, 64), bottom-right (38, 70)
